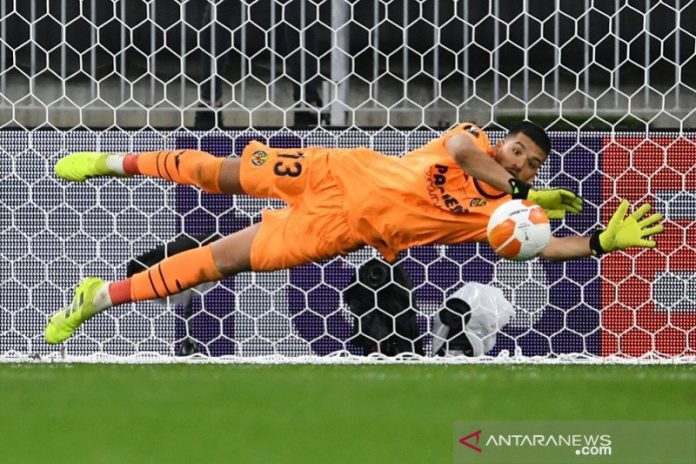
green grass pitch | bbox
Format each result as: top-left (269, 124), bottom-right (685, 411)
top-left (1, 364), bottom-right (693, 463)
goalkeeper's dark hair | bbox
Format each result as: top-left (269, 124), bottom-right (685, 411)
top-left (506, 121), bottom-right (551, 156)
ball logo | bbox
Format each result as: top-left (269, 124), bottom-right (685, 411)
top-left (459, 429), bottom-right (483, 453)
top-left (250, 150), bottom-right (268, 166)
top-left (487, 199), bottom-right (550, 261)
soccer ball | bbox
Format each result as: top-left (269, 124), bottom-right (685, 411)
top-left (487, 200), bottom-right (551, 261)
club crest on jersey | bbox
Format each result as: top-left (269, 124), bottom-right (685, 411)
top-left (250, 150), bottom-right (268, 166)
top-left (469, 198), bottom-right (488, 207)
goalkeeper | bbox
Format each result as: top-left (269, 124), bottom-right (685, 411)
top-left (45, 122), bottom-right (664, 343)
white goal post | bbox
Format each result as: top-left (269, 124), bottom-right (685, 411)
top-left (1, 0), bottom-right (694, 362)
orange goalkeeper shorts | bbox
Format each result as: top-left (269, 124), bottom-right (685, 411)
top-left (239, 141), bottom-right (363, 271)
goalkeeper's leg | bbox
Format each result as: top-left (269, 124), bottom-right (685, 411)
top-left (54, 150), bottom-right (244, 194)
top-left (45, 223), bottom-right (259, 344)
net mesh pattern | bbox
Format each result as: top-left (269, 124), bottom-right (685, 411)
top-left (0, 1), bottom-right (694, 360)
top-left (1, 129), bottom-right (694, 359)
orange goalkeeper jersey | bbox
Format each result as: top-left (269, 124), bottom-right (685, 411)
top-left (328, 123), bottom-right (512, 261)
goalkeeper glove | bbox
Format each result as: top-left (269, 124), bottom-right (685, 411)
top-left (509, 178), bottom-right (583, 219)
top-left (589, 200), bottom-right (664, 256)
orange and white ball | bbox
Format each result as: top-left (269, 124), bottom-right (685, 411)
top-left (487, 200), bottom-right (550, 261)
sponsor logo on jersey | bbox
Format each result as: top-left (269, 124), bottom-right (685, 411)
top-left (464, 124), bottom-right (480, 138)
top-left (426, 164), bottom-right (466, 214)
top-left (250, 150), bottom-right (268, 166)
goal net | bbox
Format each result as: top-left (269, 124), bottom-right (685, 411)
top-left (1, 1), bottom-right (694, 362)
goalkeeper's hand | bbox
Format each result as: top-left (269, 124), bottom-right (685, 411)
top-left (590, 200), bottom-right (664, 255)
top-left (509, 179), bottom-right (583, 219)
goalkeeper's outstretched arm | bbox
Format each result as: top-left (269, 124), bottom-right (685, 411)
top-left (540, 200), bottom-right (664, 261)
top-left (446, 132), bottom-right (583, 219)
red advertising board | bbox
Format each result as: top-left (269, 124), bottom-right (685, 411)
top-left (601, 136), bottom-right (696, 356)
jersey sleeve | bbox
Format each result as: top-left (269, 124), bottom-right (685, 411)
top-left (441, 122), bottom-right (492, 156)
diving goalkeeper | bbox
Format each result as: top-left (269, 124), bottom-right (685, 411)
top-left (45, 122), bottom-right (664, 343)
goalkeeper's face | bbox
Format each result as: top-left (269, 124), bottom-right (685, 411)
top-left (495, 133), bottom-right (547, 183)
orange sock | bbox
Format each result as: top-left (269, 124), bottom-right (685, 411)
top-left (123, 150), bottom-right (225, 193)
top-left (126, 244), bottom-right (224, 302)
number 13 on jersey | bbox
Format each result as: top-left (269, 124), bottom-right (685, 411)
top-left (273, 152), bottom-right (304, 177)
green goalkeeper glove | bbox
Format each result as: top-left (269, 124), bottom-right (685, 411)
top-left (509, 179), bottom-right (583, 219)
top-left (590, 200), bottom-right (664, 256)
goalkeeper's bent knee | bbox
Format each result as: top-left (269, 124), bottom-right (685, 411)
top-left (124, 150), bottom-right (225, 193)
top-left (130, 244), bottom-right (224, 301)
